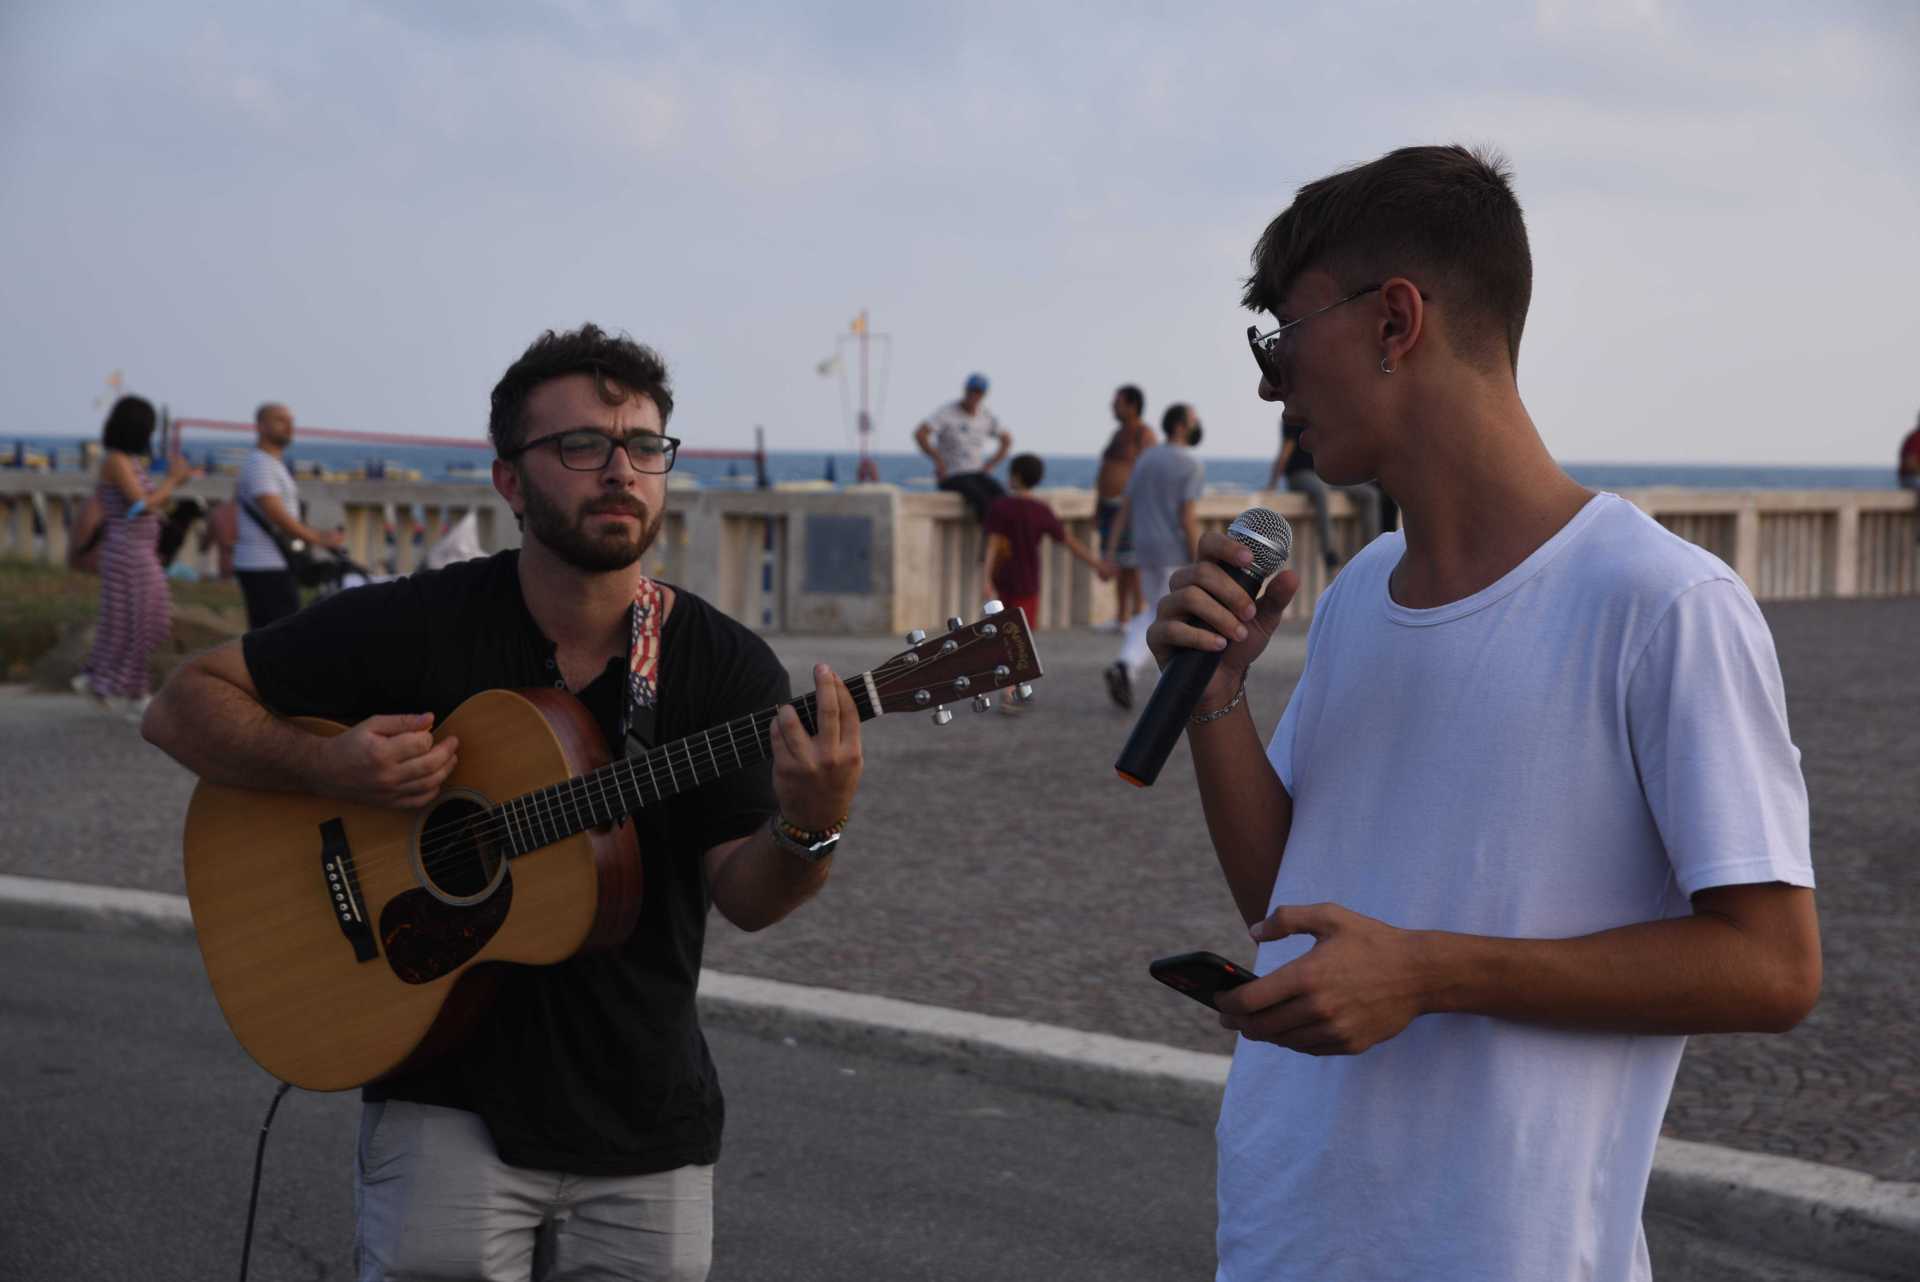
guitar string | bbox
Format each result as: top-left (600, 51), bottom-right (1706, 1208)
top-left (401, 628), bottom-right (1016, 879)
top-left (404, 695), bottom-right (847, 882)
top-left (407, 631), bottom-right (1007, 876)
top-left (372, 631), bottom-right (1021, 885)
top-left (397, 648), bottom-right (959, 884)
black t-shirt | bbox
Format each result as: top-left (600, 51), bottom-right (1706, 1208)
top-left (1281, 421), bottom-right (1315, 475)
top-left (242, 550), bottom-right (789, 1175)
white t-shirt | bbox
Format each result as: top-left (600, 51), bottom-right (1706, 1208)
top-left (234, 448), bottom-right (300, 572)
top-left (925, 400), bottom-right (1004, 476)
top-left (1217, 494), bottom-right (1813, 1282)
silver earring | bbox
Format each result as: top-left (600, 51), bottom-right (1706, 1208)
top-left (1380, 357), bottom-right (1395, 374)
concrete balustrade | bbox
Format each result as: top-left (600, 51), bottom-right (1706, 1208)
top-left (3, 470), bottom-right (1915, 634)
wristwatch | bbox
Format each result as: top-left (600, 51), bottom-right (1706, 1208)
top-left (768, 815), bottom-right (841, 863)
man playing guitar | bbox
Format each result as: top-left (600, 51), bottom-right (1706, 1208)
top-left (143, 324), bottom-right (864, 1281)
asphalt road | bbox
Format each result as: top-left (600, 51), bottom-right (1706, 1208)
top-left (0, 923), bottom-right (1217, 1282)
top-left (0, 923), bottom-right (1879, 1282)
top-left (5, 593), bottom-right (1917, 1184)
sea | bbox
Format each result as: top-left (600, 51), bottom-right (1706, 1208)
top-left (3, 433), bottom-right (1901, 494)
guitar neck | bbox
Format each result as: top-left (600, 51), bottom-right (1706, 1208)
top-left (495, 671), bottom-right (880, 857)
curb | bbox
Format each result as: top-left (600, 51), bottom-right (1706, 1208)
top-left (5, 872), bottom-right (1915, 1279)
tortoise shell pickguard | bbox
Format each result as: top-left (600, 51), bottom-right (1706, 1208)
top-left (380, 878), bottom-right (513, 984)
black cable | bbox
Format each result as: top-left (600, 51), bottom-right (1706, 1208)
top-left (238, 1081), bottom-right (293, 1282)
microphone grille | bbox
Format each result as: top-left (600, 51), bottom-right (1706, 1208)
top-left (1227, 508), bottom-right (1293, 579)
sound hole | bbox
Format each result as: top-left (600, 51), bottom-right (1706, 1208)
top-left (418, 797), bottom-right (504, 902)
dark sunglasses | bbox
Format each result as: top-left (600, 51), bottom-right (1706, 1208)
top-left (1245, 285), bottom-right (1382, 388)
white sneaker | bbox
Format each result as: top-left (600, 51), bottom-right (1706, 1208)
top-left (69, 672), bottom-right (93, 697)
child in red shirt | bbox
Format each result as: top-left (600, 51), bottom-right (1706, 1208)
top-left (983, 454), bottom-right (1111, 630)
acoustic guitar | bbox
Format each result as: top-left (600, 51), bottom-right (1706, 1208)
top-left (183, 604), bottom-right (1043, 1091)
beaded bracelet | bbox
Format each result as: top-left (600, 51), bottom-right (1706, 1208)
top-left (769, 813), bottom-right (844, 863)
top-left (774, 812), bottom-right (847, 844)
top-left (1190, 683), bottom-right (1246, 725)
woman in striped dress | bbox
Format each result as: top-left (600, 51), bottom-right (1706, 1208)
top-left (76, 396), bottom-right (195, 717)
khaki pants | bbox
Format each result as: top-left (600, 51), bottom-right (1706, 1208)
top-left (355, 1101), bottom-right (714, 1282)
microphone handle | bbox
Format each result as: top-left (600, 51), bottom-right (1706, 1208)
top-left (1113, 561), bottom-right (1264, 787)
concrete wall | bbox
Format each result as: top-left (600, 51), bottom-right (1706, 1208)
top-left (4, 470), bottom-right (1916, 635)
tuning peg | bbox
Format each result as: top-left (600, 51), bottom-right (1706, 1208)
top-left (1011, 683), bottom-right (1034, 704)
top-left (945, 615), bottom-right (965, 632)
top-left (931, 705), bottom-right (954, 726)
top-left (972, 693), bottom-right (992, 712)
top-left (982, 599), bottom-right (1004, 616)
top-left (906, 628), bottom-right (927, 645)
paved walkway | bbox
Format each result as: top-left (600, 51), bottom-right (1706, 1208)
top-left (3, 594), bottom-right (1915, 1181)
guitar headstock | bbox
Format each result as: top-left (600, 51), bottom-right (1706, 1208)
top-left (866, 601), bottom-right (1045, 721)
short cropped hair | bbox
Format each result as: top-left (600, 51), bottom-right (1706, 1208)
top-left (101, 396), bottom-right (157, 454)
top-left (1009, 453), bottom-right (1045, 488)
top-left (1243, 144), bottom-right (1532, 372)
top-left (489, 324), bottom-right (675, 457)
top-left (1115, 385), bottom-right (1144, 413)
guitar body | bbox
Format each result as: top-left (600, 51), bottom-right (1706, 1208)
top-left (183, 688), bottom-right (641, 1092)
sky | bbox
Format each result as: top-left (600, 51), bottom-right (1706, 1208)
top-left (2, 0), bottom-right (1916, 466)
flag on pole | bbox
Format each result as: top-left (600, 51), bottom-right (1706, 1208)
top-left (850, 313), bottom-right (867, 335)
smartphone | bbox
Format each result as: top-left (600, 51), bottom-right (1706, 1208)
top-left (1149, 950), bottom-right (1259, 1011)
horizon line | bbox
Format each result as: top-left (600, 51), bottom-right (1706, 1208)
top-left (5, 431), bottom-right (1901, 473)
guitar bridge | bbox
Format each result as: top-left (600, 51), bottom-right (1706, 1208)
top-left (321, 818), bottom-right (377, 962)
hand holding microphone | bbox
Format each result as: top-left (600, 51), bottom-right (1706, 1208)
top-left (1116, 509), bottom-right (1299, 786)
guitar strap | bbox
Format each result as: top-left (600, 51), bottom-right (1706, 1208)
top-left (620, 576), bottom-right (667, 754)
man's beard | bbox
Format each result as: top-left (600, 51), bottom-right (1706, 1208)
top-left (520, 481), bottom-right (662, 572)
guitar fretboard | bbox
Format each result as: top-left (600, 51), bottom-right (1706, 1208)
top-left (493, 675), bottom-right (878, 857)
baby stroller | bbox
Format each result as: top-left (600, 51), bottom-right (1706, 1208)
top-left (237, 495), bottom-right (372, 597)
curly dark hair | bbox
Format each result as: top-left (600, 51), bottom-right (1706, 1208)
top-left (1243, 144), bottom-right (1532, 373)
top-left (488, 324), bottom-right (675, 457)
top-left (101, 395), bottom-right (157, 454)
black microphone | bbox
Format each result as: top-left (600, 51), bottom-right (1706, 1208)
top-left (1113, 508), bottom-right (1293, 787)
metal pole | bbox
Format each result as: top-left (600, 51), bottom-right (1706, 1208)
top-left (856, 308), bottom-right (879, 483)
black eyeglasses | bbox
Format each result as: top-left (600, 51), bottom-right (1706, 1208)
top-left (1245, 284), bottom-right (1382, 389)
top-left (504, 429), bottom-right (681, 473)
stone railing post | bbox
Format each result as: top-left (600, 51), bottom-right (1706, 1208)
top-left (1733, 503), bottom-right (1762, 594)
top-left (1833, 500), bottom-right (1860, 598)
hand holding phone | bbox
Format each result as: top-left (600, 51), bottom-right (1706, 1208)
top-left (1149, 950), bottom-right (1258, 1011)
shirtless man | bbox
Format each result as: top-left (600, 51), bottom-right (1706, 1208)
top-left (1094, 385), bottom-right (1157, 625)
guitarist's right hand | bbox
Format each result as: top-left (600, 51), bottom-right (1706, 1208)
top-left (318, 712), bottom-right (459, 809)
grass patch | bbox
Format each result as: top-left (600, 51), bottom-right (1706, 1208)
top-left (0, 559), bottom-right (247, 680)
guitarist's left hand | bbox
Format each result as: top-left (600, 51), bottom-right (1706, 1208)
top-left (770, 663), bottom-right (864, 832)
